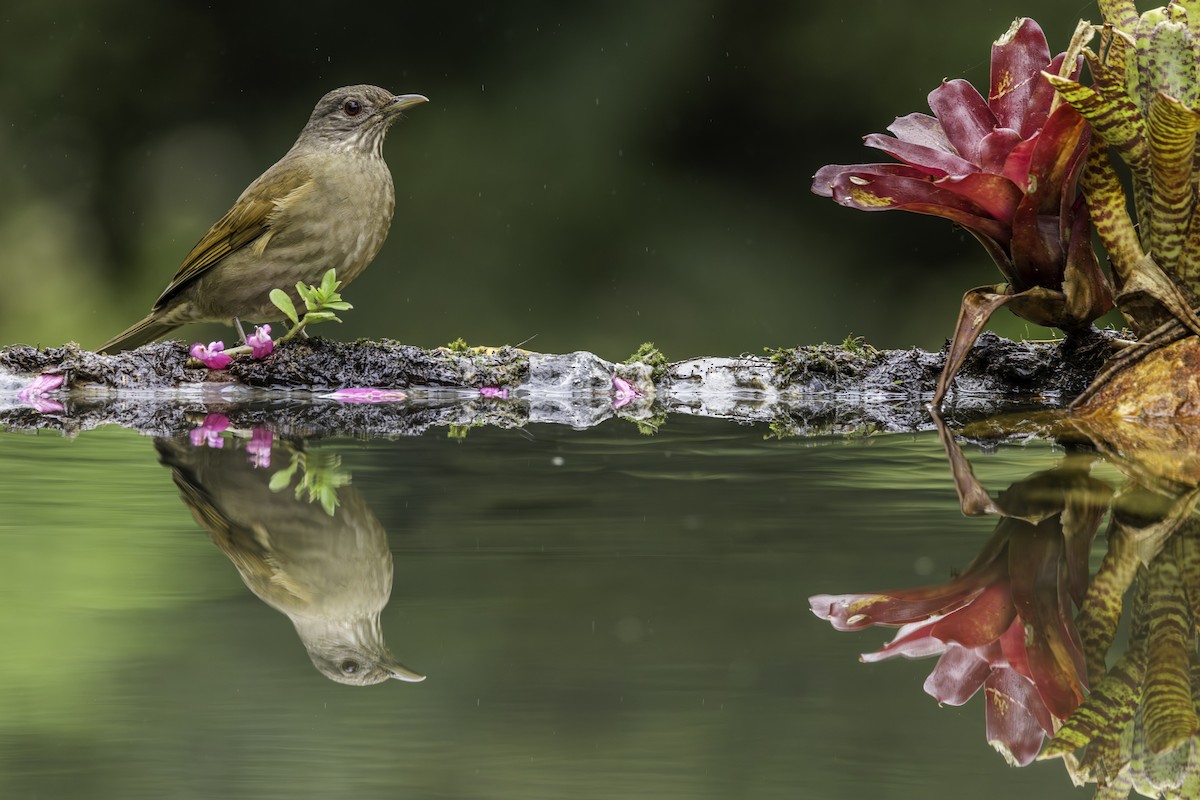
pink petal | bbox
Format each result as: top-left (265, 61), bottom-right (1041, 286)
top-left (189, 413), bottom-right (230, 449)
top-left (927, 580), bottom-right (1017, 648)
top-left (27, 398), bottom-right (64, 413)
top-left (984, 668), bottom-right (1053, 766)
top-left (1008, 205), bottom-right (1065, 290)
top-left (189, 341), bottom-right (232, 370)
top-left (934, 172), bottom-right (1023, 225)
top-left (248, 324), bottom-right (274, 359)
top-left (1008, 525), bottom-right (1086, 719)
top-left (1023, 103), bottom-right (1089, 215)
top-left (823, 171), bottom-right (1011, 243)
top-left (977, 128), bottom-right (1024, 174)
top-left (325, 387), bottom-right (408, 403)
top-left (480, 386), bottom-right (509, 399)
top-left (246, 426), bottom-right (273, 469)
top-left (810, 585), bottom-right (983, 631)
top-left (612, 375), bottom-right (642, 409)
top-left (923, 643), bottom-right (994, 706)
top-left (988, 18), bottom-right (1053, 136)
top-left (886, 113), bottom-right (956, 153)
top-left (928, 79), bottom-right (997, 165)
top-left (1000, 135), bottom-right (1038, 191)
top-left (1022, 53), bottom-right (1078, 137)
top-left (863, 133), bottom-right (979, 178)
top-left (997, 616), bottom-right (1032, 677)
top-left (812, 162), bottom-right (933, 197)
top-left (860, 618), bottom-right (948, 662)
top-left (17, 373), bottom-right (66, 411)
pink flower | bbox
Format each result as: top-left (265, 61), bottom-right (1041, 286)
top-left (190, 341), bottom-right (232, 370)
top-left (811, 18), bottom-right (1105, 308)
top-left (611, 375), bottom-right (642, 409)
top-left (810, 17), bottom-right (1115, 407)
top-left (17, 372), bottom-right (65, 413)
top-left (480, 386), bottom-right (509, 399)
top-left (324, 387), bottom-right (409, 403)
top-left (189, 413), bottom-right (230, 448)
top-left (246, 426), bottom-right (273, 469)
top-left (810, 524), bottom-right (1087, 766)
top-left (247, 325), bottom-right (274, 359)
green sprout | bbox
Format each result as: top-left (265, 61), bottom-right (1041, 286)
top-left (267, 450), bottom-right (352, 516)
top-left (269, 268), bottom-right (354, 342)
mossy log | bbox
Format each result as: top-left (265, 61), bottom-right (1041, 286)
top-left (0, 331), bottom-right (1116, 439)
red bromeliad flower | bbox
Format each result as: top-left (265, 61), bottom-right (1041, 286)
top-left (812, 18), bottom-right (1112, 406)
top-left (810, 520), bottom-right (1088, 766)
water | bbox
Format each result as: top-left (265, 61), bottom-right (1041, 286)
top-left (0, 416), bottom-right (1098, 798)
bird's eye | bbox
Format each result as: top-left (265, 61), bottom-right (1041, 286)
top-left (343, 99), bottom-right (363, 117)
top-left (340, 659), bottom-right (360, 675)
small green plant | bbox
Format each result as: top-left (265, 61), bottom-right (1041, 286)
top-left (624, 342), bottom-right (669, 382)
top-left (267, 450), bottom-right (351, 516)
top-left (446, 337), bottom-right (471, 352)
top-left (269, 269), bottom-right (354, 341)
top-left (840, 334), bottom-right (873, 355)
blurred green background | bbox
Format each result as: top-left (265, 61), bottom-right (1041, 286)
top-left (0, 0), bottom-right (1099, 358)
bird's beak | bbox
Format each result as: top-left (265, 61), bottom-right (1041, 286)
top-left (386, 660), bottom-right (427, 682)
top-left (387, 94), bottom-right (429, 114)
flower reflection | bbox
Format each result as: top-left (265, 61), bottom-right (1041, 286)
top-left (812, 413), bottom-right (1200, 795)
top-left (811, 499), bottom-right (1090, 765)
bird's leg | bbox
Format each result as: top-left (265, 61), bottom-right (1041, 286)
top-left (232, 317), bottom-right (250, 345)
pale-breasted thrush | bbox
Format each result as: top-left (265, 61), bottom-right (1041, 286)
top-left (100, 85), bottom-right (427, 353)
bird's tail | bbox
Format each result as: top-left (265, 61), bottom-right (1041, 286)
top-left (99, 313), bottom-right (178, 353)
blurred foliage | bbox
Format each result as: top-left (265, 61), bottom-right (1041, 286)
top-left (0, 1), bottom-right (1096, 357)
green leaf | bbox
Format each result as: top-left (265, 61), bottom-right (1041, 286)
top-left (269, 290), bottom-right (299, 325)
top-left (319, 486), bottom-right (338, 516)
top-left (321, 300), bottom-right (353, 311)
top-left (320, 269), bottom-right (340, 295)
top-left (268, 462), bottom-right (298, 492)
top-left (295, 281), bottom-right (318, 311)
top-left (303, 311), bottom-right (342, 324)
top-left (1146, 92), bottom-right (1200, 274)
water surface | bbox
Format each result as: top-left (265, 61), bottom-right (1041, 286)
top-left (0, 417), bottom-right (1089, 798)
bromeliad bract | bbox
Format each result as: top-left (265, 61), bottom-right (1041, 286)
top-left (813, 18), bottom-right (1113, 406)
top-left (810, 514), bottom-right (1089, 766)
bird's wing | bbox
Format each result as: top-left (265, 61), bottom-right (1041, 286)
top-left (152, 160), bottom-right (316, 309)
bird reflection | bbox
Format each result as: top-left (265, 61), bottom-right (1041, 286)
top-left (155, 424), bottom-right (424, 685)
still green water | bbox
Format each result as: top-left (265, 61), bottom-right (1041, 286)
top-left (0, 417), bottom-right (1091, 799)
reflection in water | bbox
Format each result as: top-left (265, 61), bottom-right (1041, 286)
top-left (155, 418), bottom-right (424, 686)
top-left (811, 414), bottom-right (1200, 799)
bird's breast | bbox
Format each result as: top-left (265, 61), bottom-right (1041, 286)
top-left (275, 154), bottom-right (395, 285)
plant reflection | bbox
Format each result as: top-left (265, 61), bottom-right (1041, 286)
top-left (811, 413), bottom-right (1200, 798)
top-left (155, 422), bottom-right (424, 686)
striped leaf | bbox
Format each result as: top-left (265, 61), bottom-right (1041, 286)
top-left (1147, 92), bottom-right (1200, 273)
top-left (1098, 0), bottom-right (1140, 33)
top-left (1047, 73), bottom-right (1150, 181)
top-left (1177, 0), bottom-right (1200, 43)
top-left (1041, 647), bottom-right (1142, 762)
top-left (1143, 540), bottom-right (1199, 754)
top-left (1076, 524), bottom-right (1141, 687)
top-left (1079, 137), bottom-right (1145, 289)
top-left (1182, 522), bottom-right (1200, 623)
top-left (1084, 32), bottom-right (1152, 180)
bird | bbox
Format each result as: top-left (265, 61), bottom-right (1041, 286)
top-left (155, 433), bottom-right (425, 686)
top-left (100, 85), bottom-right (427, 353)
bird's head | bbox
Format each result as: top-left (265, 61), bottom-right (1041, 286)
top-left (299, 84), bottom-right (428, 156)
top-left (297, 614), bottom-right (425, 686)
